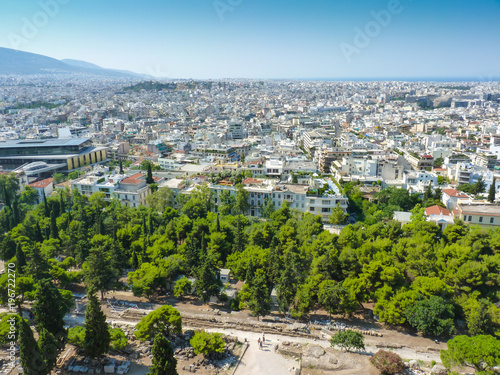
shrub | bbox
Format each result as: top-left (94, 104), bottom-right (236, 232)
top-left (109, 327), bottom-right (128, 351)
top-left (330, 330), bottom-right (365, 352)
top-left (370, 350), bottom-right (405, 375)
top-left (68, 326), bottom-right (86, 348)
top-left (190, 331), bottom-right (225, 358)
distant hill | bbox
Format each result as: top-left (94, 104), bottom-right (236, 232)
top-left (0, 47), bottom-right (144, 78)
top-left (62, 58), bottom-right (147, 78)
top-left (0, 47), bottom-right (75, 75)
top-left (60, 58), bottom-right (103, 70)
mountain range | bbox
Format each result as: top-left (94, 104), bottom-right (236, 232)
top-left (0, 47), bottom-right (147, 78)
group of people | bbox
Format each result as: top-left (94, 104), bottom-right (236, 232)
top-left (257, 333), bottom-right (266, 350)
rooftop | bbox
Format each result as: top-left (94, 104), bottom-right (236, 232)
top-left (29, 177), bottom-right (54, 189)
top-left (0, 137), bottom-right (90, 148)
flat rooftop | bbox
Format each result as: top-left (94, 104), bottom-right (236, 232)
top-left (0, 137), bottom-right (91, 148)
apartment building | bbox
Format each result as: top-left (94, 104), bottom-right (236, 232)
top-left (210, 178), bottom-right (348, 222)
top-left (454, 203), bottom-right (500, 228)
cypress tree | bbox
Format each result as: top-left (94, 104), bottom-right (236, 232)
top-left (12, 198), bottom-right (20, 225)
top-left (38, 326), bottom-right (60, 373)
top-left (149, 332), bottom-right (178, 375)
top-left (84, 287), bottom-right (110, 358)
top-left (43, 191), bottom-right (49, 217)
top-left (59, 190), bottom-right (65, 214)
top-left (3, 185), bottom-right (11, 208)
top-left (149, 212), bottom-right (154, 236)
top-left (488, 177), bottom-right (496, 203)
top-left (35, 221), bottom-right (43, 242)
top-left (19, 319), bottom-right (47, 375)
top-left (32, 279), bottom-right (66, 338)
top-left (119, 160), bottom-right (124, 174)
top-left (16, 242), bottom-right (27, 272)
top-left (146, 163), bottom-right (154, 184)
top-left (132, 250), bottom-right (139, 269)
top-left (50, 208), bottom-right (59, 239)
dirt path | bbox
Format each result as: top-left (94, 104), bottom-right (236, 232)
top-left (204, 329), bottom-right (299, 375)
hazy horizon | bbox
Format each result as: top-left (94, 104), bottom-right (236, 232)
top-left (1, 0), bottom-right (499, 80)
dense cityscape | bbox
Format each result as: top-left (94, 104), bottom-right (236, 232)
top-left (0, 73), bottom-right (500, 375)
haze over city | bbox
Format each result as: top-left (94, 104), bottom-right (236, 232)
top-left (1, 0), bottom-right (500, 79)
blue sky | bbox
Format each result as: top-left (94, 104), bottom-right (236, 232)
top-left (1, 0), bottom-right (499, 79)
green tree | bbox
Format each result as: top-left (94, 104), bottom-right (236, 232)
top-left (329, 206), bottom-right (348, 225)
top-left (441, 335), bottom-right (500, 374)
top-left (217, 190), bottom-right (235, 216)
top-left (190, 331), bottom-right (225, 358)
top-left (146, 163), bottom-right (154, 184)
top-left (330, 330), bottom-right (365, 352)
top-left (235, 184), bottom-right (249, 215)
top-left (434, 157), bottom-right (444, 167)
top-left (147, 187), bottom-right (175, 213)
top-left (194, 254), bottom-right (222, 304)
top-left (109, 327), bottom-right (129, 351)
top-left (19, 319), bottom-right (47, 375)
top-left (489, 178), bottom-right (496, 203)
top-left (410, 204), bottom-right (426, 222)
top-left (50, 208), bottom-right (59, 239)
top-left (84, 288), bottom-right (110, 358)
top-left (67, 326), bottom-right (86, 348)
top-left (149, 332), bottom-right (178, 375)
top-left (173, 277), bottom-right (192, 299)
top-left (19, 186), bottom-right (38, 205)
top-left (247, 269), bottom-right (271, 320)
top-left (32, 280), bottom-right (67, 339)
top-left (52, 173), bottom-right (66, 184)
top-left (84, 235), bottom-right (118, 298)
top-left (275, 264), bottom-right (296, 315)
top-left (16, 242), bottom-right (27, 272)
top-left (405, 296), bottom-right (455, 337)
top-left (135, 305), bottom-right (182, 341)
top-left (0, 172), bottom-right (19, 207)
top-left (261, 198), bottom-right (275, 219)
top-left (119, 160), bottom-right (124, 174)
top-left (318, 280), bottom-right (358, 318)
top-left (38, 327), bottom-right (60, 373)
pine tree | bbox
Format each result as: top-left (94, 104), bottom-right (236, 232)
top-left (84, 287), bottom-right (110, 358)
top-left (19, 319), bottom-right (47, 375)
top-left (149, 332), bottom-right (178, 375)
top-left (38, 326), bottom-right (60, 373)
top-left (16, 242), bottom-right (27, 272)
top-left (33, 279), bottom-right (66, 339)
top-left (488, 177), bottom-right (496, 203)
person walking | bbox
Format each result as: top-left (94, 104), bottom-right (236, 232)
top-left (262, 333), bottom-right (265, 344)
top-left (258, 337), bottom-right (262, 350)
